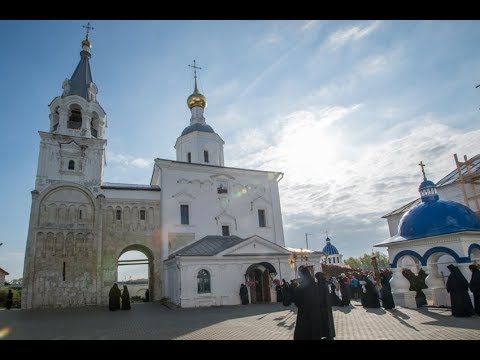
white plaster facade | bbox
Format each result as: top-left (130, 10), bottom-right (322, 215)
top-left (151, 159), bottom-right (285, 253)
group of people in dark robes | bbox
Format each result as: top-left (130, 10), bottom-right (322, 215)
top-left (293, 266), bottom-right (335, 340)
top-left (108, 283), bottom-right (131, 311)
top-left (446, 264), bottom-right (475, 317)
top-left (281, 278), bottom-right (295, 306)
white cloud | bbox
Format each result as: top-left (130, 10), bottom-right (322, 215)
top-left (227, 105), bottom-right (480, 254)
top-left (301, 20), bottom-right (320, 32)
top-left (108, 152), bottom-right (152, 169)
top-left (131, 158), bottom-right (150, 169)
top-left (328, 21), bottom-right (381, 49)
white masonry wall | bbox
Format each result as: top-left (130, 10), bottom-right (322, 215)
top-left (153, 160), bottom-right (285, 259)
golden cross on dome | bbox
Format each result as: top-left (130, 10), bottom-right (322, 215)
top-left (418, 161), bottom-right (427, 180)
top-left (82, 22), bottom-right (94, 40)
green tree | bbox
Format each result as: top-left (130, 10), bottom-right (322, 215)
top-left (344, 252), bottom-right (390, 270)
top-left (10, 278), bottom-right (22, 285)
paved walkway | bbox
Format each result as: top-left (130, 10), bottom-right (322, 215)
top-left (1, 301), bottom-right (479, 340)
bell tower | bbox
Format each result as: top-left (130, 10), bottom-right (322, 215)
top-left (35, 24), bottom-right (107, 193)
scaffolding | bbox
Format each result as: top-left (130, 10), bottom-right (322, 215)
top-left (454, 153), bottom-right (480, 218)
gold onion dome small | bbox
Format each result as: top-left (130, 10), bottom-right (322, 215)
top-left (82, 39), bottom-right (92, 49)
top-left (187, 90), bottom-right (207, 109)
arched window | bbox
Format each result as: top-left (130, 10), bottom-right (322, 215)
top-left (204, 150), bottom-right (209, 163)
top-left (187, 152), bottom-right (191, 163)
top-left (197, 269), bottom-right (211, 293)
top-left (68, 106), bottom-right (82, 129)
top-left (68, 160), bottom-right (75, 170)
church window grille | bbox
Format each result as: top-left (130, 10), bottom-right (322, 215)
top-left (258, 209), bottom-right (266, 227)
top-left (140, 210), bottom-right (146, 221)
top-left (204, 150), bottom-right (209, 163)
top-left (180, 205), bottom-right (189, 225)
top-left (197, 269), bottom-right (211, 293)
top-left (116, 210), bottom-right (122, 220)
top-left (63, 262), bottom-right (66, 281)
top-left (222, 225), bottom-right (230, 236)
top-left (68, 160), bottom-right (75, 170)
top-left (68, 109), bottom-right (82, 129)
top-left (79, 210), bottom-right (82, 219)
top-left (328, 258), bottom-right (331, 264)
top-left (187, 152), bottom-right (191, 163)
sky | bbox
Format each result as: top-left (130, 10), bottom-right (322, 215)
top-left (1, 20), bottom-right (480, 280)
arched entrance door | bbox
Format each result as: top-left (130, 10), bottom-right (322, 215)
top-left (246, 262), bottom-right (276, 304)
top-left (118, 245), bottom-right (154, 302)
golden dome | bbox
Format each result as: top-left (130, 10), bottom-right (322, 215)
top-left (82, 39), bottom-right (92, 49)
top-left (187, 91), bottom-right (207, 109)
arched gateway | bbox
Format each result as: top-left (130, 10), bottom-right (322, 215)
top-left (245, 262), bottom-right (277, 303)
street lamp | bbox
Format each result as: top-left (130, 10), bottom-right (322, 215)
top-left (305, 233), bottom-right (313, 250)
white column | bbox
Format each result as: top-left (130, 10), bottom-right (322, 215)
top-left (58, 108), bottom-right (68, 132)
top-left (390, 267), bottom-right (417, 308)
top-left (424, 264), bottom-right (450, 307)
top-left (82, 112), bottom-right (92, 137)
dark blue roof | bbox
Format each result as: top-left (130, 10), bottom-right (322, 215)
top-left (398, 199), bottom-right (480, 240)
top-left (181, 123), bottom-right (215, 136)
top-left (418, 179), bottom-right (435, 191)
top-left (64, 50), bottom-right (94, 101)
top-left (322, 238), bottom-right (339, 255)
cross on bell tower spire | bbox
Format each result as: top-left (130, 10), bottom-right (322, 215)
top-left (82, 22), bottom-right (94, 41)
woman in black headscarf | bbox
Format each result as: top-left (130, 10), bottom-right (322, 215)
top-left (380, 271), bottom-right (395, 309)
top-left (315, 272), bottom-right (336, 340)
top-left (293, 266), bottom-right (322, 340)
top-left (361, 275), bottom-right (380, 308)
top-left (239, 284), bottom-right (249, 305)
top-left (469, 264), bottom-right (480, 315)
top-left (5, 289), bottom-right (13, 310)
top-left (121, 285), bottom-right (131, 310)
top-left (446, 264), bottom-right (474, 317)
top-left (108, 283), bottom-right (121, 311)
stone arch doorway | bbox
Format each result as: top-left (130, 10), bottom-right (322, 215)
top-left (423, 248), bottom-right (460, 308)
top-left (118, 245), bottom-right (154, 302)
top-left (245, 262), bottom-right (277, 304)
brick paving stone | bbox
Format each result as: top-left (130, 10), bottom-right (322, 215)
top-left (1, 300), bottom-right (479, 340)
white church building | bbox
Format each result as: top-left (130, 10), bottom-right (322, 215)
top-left (376, 161), bottom-right (480, 308)
top-left (22, 31), bottom-right (324, 309)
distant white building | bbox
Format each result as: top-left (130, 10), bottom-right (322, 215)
top-left (22, 31), bottom-right (324, 309)
top-left (0, 268), bottom-right (9, 286)
top-left (321, 237), bottom-right (344, 266)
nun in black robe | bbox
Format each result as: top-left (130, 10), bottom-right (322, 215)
top-left (362, 275), bottom-right (380, 308)
top-left (446, 264), bottom-right (474, 317)
top-left (339, 277), bottom-right (351, 307)
top-left (293, 266), bottom-right (322, 340)
top-left (121, 285), bottom-right (131, 310)
top-left (282, 279), bottom-right (292, 306)
top-left (108, 283), bottom-right (121, 311)
top-left (315, 272), bottom-right (336, 340)
top-left (380, 272), bottom-right (395, 309)
top-left (239, 284), bottom-right (249, 305)
top-left (469, 264), bottom-right (480, 315)
top-left (5, 289), bottom-right (13, 310)
top-left (329, 280), bottom-right (342, 306)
